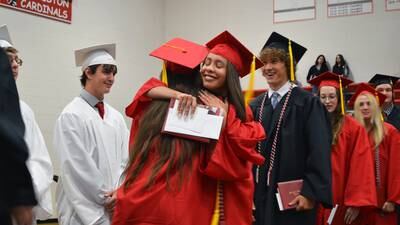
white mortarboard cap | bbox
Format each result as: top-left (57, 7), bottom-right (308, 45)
top-left (75, 43), bottom-right (116, 71)
top-left (0, 24), bottom-right (13, 48)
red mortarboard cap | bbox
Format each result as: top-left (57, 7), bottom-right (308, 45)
top-left (309, 71), bottom-right (353, 89)
top-left (348, 82), bottom-right (386, 107)
top-left (206, 30), bottom-right (263, 77)
top-left (150, 38), bottom-right (209, 74)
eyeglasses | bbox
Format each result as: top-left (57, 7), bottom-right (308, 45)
top-left (8, 56), bottom-right (23, 66)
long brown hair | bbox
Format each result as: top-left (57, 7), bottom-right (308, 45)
top-left (327, 89), bottom-right (344, 145)
top-left (224, 62), bottom-right (246, 122)
top-left (123, 69), bottom-right (203, 190)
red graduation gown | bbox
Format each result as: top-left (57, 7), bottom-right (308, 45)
top-left (359, 123), bottom-right (400, 225)
top-left (112, 78), bottom-right (265, 225)
top-left (316, 115), bottom-right (377, 225)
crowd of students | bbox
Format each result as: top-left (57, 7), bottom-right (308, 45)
top-left (1, 23), bottom-right (399, 225)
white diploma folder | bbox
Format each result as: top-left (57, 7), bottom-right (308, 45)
top-left (162, 99), bottom-right (224, 142)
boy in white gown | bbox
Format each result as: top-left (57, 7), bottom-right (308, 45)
top-left (53, 43), bottom-right (129, 225)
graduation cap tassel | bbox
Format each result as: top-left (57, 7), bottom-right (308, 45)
top-left (161, 61), bottom-right (168, 85)
top-left (288, 40), bottom-right (295, 82)
top-left (210, 181), bottom-right (221, 225)
top-left (244, 55), bottom-right (256, 106)
top-left (339, 77), bottom-right (346, 115)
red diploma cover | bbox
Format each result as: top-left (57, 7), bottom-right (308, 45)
top-left (276, 179), bottom-right (303, 211)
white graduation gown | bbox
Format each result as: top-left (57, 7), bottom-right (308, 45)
top-left (54, 97), bottom-right (129, 225)
top-left (20, 100), bottom-right (54, 223)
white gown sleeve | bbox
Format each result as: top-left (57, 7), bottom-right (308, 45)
top-left (21, 102), bottom-right (54, 220)
top-left (117, 117), bottom-right (129, 186)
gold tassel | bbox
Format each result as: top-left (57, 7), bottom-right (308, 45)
top-left (161, 61), bottom-right (168, 85)
top-left (339, 77), bottom-right (345, 115)
top-left (244, 55), bottom-right (256, 106)
top-left (288, 40), bottom-right (295, 82)
top-left (210, 181), bottom-right (221, 225)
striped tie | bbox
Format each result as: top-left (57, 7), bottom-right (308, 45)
top-left (271, 92), bottom-right (279, 109)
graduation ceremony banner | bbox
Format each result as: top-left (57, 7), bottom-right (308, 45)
top-left (0, 0), bottom-right (72, 24)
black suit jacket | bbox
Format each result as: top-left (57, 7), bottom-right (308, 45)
top-left (387, 105), bottom-right (400, 131)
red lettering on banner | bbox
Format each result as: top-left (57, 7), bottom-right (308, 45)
top-left (0, 0), bottom-right (72, 23)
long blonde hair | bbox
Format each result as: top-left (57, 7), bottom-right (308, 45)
top-left (353, 93), bottom-right (385, 148)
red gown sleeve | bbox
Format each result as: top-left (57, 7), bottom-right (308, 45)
top-left (125, 77), bottom-right (165, 119)
top-left (200, 105), bottom-right (266, 181)
top-left (343, 117), bottom-right (377, 207)
top-left (386, 124), bottom-right (400, 204)
top-left (125, 78), bottom-right (165, 146)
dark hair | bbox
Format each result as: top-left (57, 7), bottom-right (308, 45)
top-left (224, 62), bottom-right (246, 122)
top-left (259, 48), bottom-right (297, 80)
top-left (4, 46), bottom-right (18, 54)
top-left (334, 54), bottom-right (346, 66)
top-left (80, 64), bottom-right (118, 87)
top-left (123, 68), bottom-right (203, 190)
top-left (315, 54), bottom-right (327, 66)
top-left (319, 88), bottom-right (344, 145)
top-left (4, 47), bottom-right (23, 66)
top-left (164, 66), bottom-right (203, 96)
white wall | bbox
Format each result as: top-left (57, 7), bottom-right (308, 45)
top-left (164, 0), bottom-right (400, 89)
top-left (1, 0), bottom-right (165, 171)
top-left (1, 0), bottom-right (165, 217)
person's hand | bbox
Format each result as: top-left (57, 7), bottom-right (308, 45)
top-left (11, 206), bottom-right (33, 225)
top-left (288, 195), bottom-right (315, 211)
top-left (199, 90), bottom-right (228, 115)
top-left (104, 190), bottom-right (117, 217)
top-left (344, 207), bottom-right (360, 224)
top-left (382, 201), bottom-right (396, 213)
top-left (176, 93), bottom-right (197, 117)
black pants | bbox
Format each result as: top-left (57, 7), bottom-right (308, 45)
top-left (397, 205), bottom-right (400, 225)
top-left (0, 211), bottom-right (12, 225)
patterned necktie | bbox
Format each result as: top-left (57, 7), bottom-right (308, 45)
top-left (271, 92), bottom-right (279, 109)
top-left (95, 102), bottom-right (104, 119)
